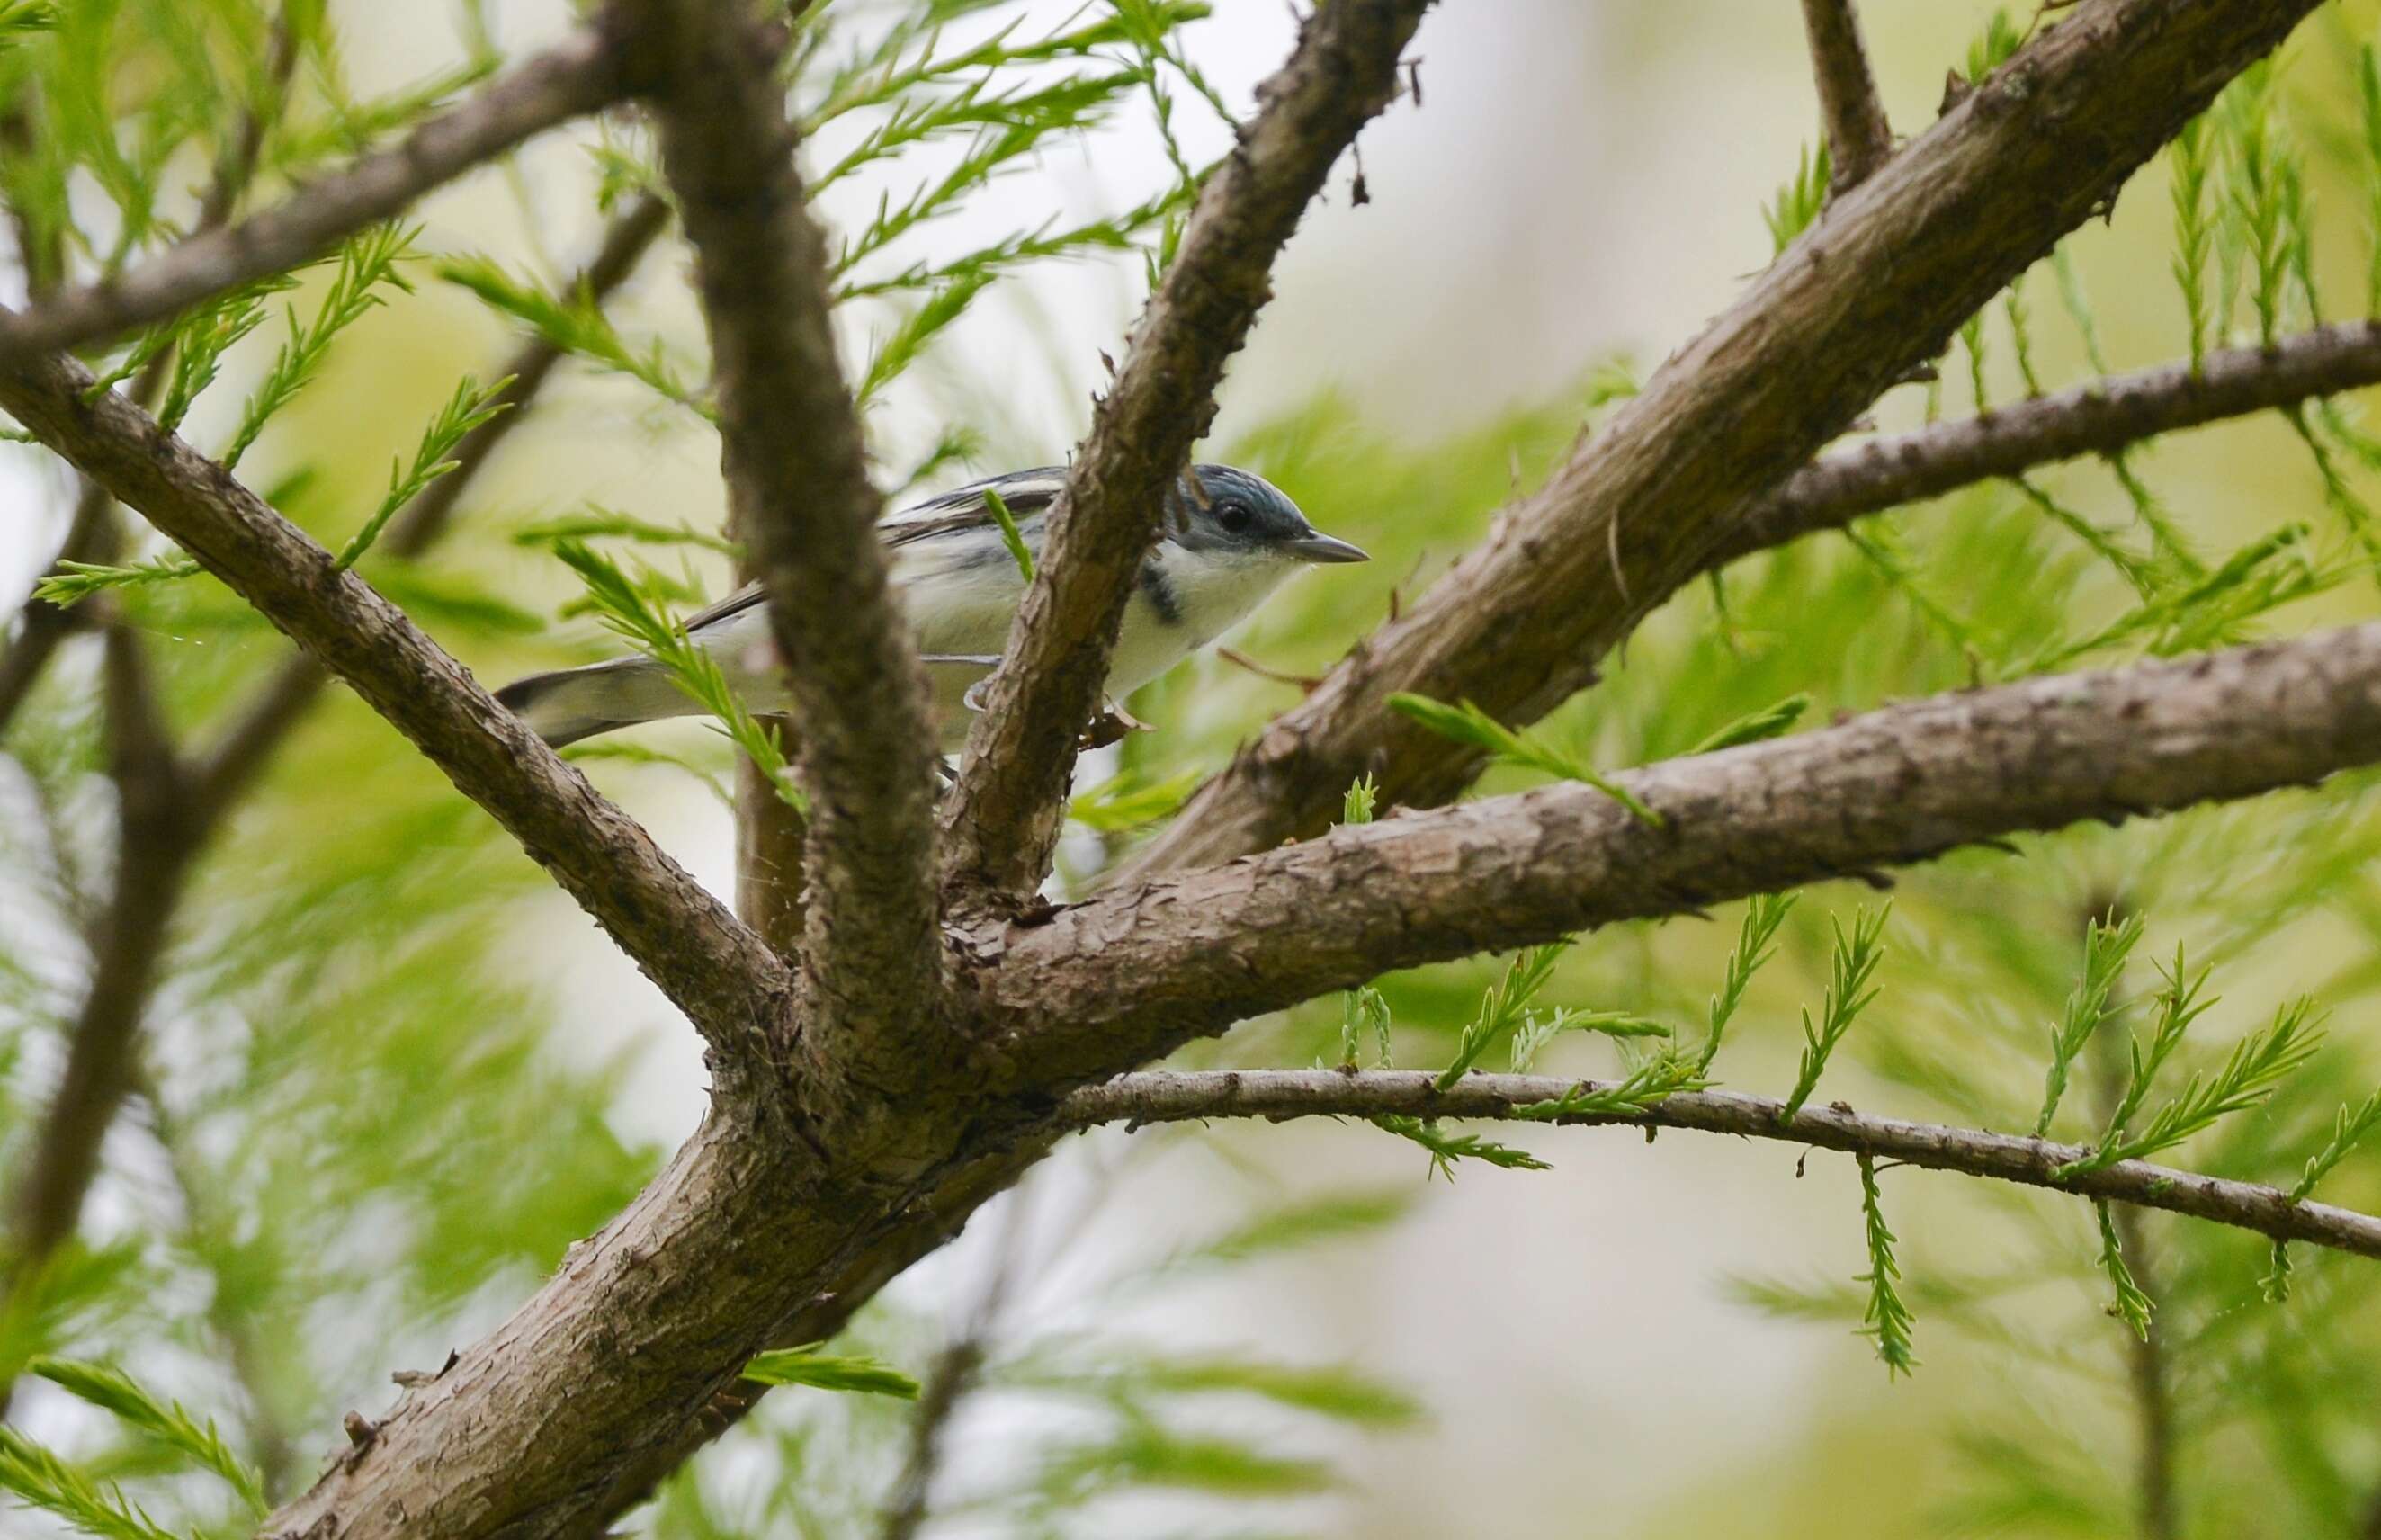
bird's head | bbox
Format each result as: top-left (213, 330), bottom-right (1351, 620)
top-left (1168, 464), bottom-right (1368, 566)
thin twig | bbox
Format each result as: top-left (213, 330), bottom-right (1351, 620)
top-left (1055, 1070), bottom-right (2381, 1261)
top-left (1798, 0), bottom-right (1893, 193)
top-left (938, 0), bottom-right (1434, 900)
top-left (1734, 320), bottom-right (2381, 559)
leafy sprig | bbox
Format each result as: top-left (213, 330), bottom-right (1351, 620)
top-left (224, 221), bottom-right (416, 470)
top-left (1855, 1153), bottom-right (1918, 1377)
top-left (2033, 912), bottom-right (2147, 1138)
top-left (332, 374), bottom-right (513, 569)
top-left (25, 1356), bottom-right (265, 1514)
top-left (742, 1346), bottom-right (919, 1399)
top-left (1696, 891), bottom-right (1798, 1072)
top-left (1778, 905), bottom-right (1890, 1124)
top-left (2056, 996), bottom-right (2324, 1177)
top-left (1389, 694), bottom-right (1664, 828)
top-left (1370, 1115), bottom-right (1549, 1180)
top-left (550, 542), bottom-right (803, 812)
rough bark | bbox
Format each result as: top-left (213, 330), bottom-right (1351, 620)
top-left (1734, 320), bottom-right (2381, 560)
top-left (987, 625), bottom-right (2381, 1084)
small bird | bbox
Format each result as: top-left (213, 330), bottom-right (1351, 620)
top-left (495, 463), bottom-right (1367, 750)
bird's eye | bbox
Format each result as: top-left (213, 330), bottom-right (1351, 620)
top-left (1215, 498), bottom-right (1254, 534)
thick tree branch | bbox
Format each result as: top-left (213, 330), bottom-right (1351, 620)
top-left (183, 192), bottom-right (673, 821)
top-left (938, 0), bottom-right (1433, 899)
top-left (0, 345), bottom-right (792, 1070)
top-left (1732, 320), bottom-right (2381, 560)
top-left (991, 624), bottom-right (2381, 1083)
top-left (641, 0), bottom-right (942, 1088)
top-left (1799, 0), bottom-right (1893, 193)
top-left (1055, 1070), bottom-right (2381, 1261)
top-left (0, 15), bottom-right (634, 363)
top-left (1117, 0), bottom-right (2323, 885)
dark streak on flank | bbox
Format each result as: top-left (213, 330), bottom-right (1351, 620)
top-left (1138, 560), bottom-right (1184, 627)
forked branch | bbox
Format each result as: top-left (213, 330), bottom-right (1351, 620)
top-left (0, 345), bottom-right (792, 1068)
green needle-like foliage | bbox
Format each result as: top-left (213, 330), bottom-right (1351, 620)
top-left (1688, 693), bottom-right (1810, 755)
top-left (1854, 1153), bottom-right (1918, 1378)
top-left (1435, 944), bottom-right (1571, 1090)
top-left (1370, 1115), bottom-right (1550, 1180)
top-left (2034, 911), bottom-right (2147, 1138)
top-left (743, 1347), bottom-right (921, 1400)
top-left (551, 542), bottom-right (803, 813)
top-left (978, 484), bottom-right (1036, 583)
top-left (0, 1426), bottom-right (183, 1540)
top-left (1696, 891), bottom-right (1798, 1072)
top-left (2058, 996), bottom-right (2324, 1177)
top-left (1389, 693), bottom-right (1665, 828)
top-left (25, 1356), bottom-right (265, 1514)
top-left (223, 221), bottom-right (416, 470)
top-left (1764, 140), bottom-right (1828, 255)
top-left (332, 373), bottom-right (512, 569)
top-left (2093, 1202), bottom-right (2156, 1342)
top-left (1779, 905), bottom-right (1891, 1124)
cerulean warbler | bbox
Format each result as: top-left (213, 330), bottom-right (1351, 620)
top-left (497, 463), bottom-right (1367, 749)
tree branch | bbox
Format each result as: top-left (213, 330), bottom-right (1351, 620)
top-left (989, 623), bottom-right (2381, 1083)
top-left (937, 0), bottom-right (1433, 900)
top-left (1115, 0), bottom-right (2324, 886)
top-left (0, 479), bottom-right (121, 735)
top-left (1732, 320), bottom-right (2381, 560)
top-left (640, 0), bottom-right (942, 1084)
top-left (1054, 1070), bottom-right (2381, 1261)
top-left (0, 344), bottom-right (792, 1071)
top-left (1799, 0), bottom-right (1893, 193)
top-left (7, 626), bottom-right (195, 1276)
top-left (0, 14), bottom-right (634, 363)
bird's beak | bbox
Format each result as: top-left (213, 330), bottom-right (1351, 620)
top-left (1284, 532), bottom-right (1369, 564)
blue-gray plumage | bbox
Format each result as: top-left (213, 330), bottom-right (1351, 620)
top-left (496, 463), bottom-right (1366, 750)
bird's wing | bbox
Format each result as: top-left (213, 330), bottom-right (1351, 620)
top-left (879, 467), bottom-right (1067, 548)
top-left (683, 469), bottom-right (1071, 634)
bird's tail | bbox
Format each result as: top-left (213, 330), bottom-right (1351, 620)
top-left (494, 658), bottom-right (691, 748)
